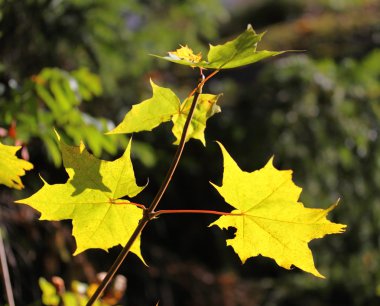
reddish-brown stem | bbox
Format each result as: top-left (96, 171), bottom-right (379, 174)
top-left (0, 228), bottom-right (15, 306)
top-left (153, 209), bottom-right (242, 217)
top-left (187, 69), bottom-right (220, 100)
top-left (87, 69), bottom-right (220, 305)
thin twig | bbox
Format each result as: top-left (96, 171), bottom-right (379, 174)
top-left (0, 227), bottom-right (15, 306)
top-left (187, 69), bottom-right (219, 100)
top-left (86, 70), bottom-right (219, 305)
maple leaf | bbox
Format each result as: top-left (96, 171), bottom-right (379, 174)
top-left (107, 80), bottom-right (221, 145)
top-left (153, 25), bottom-right (285, 70)
top-left (15, 137), bottom-right (146, 261)
top-left (0, 142), bottom-right (33, 189)
top-left (210, 142), bottom-right (346, 278)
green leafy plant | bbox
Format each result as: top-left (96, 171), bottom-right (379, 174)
top-left (0, 67), bottom-right (125, 167)
top-left (39, 274), bottom-right (127, 306)
top-left (16, 25), bottom-right (346, 305)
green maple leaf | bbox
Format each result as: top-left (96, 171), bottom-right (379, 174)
top-left (16, 137), bottom-right (146, 261)
top-left (210, 142), bottom-right (346, 278)
top-left (0, 142), bottom-right (33, 189)
top-left (153, 25), bottom-right (285, 69)
top-left (107, 80), bottom-right (221, 145)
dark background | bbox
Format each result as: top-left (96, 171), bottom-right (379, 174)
top-left (1, 0), bottom-right (380, 305)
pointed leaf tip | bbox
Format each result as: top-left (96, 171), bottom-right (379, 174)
top-left (53, 129), bottom-right (61, 141)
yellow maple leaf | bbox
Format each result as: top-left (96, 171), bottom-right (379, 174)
top-left (168, 45), bottom-right (202, 64)
top-left (16, 138), bottom-right (146, 262)
top-left (210, 142), bottom-right (346, 278)
top-left (0, 142), bottom-right (33, 189)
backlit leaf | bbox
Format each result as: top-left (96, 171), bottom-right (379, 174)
top-left (0, 142), bottom-right (33, 189)
top-left (154, 25), bottom-right (285, 70)
top-left (108, 80), bottom-right (221, 145)
top-left (16, 137), bottom-right (146, 261)
top-left (210, 142), bottom-right (346, 278)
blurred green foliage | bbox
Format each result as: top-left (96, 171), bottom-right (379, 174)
top-left (39, 277), bottom-right (117, 306)
top-left (38, 276), bottom-right (126, 306)
top-left (0, 67), bottom-right (125, 166)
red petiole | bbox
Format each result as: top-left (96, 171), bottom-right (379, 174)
top-left (152, 209), bottom-right (242, 218)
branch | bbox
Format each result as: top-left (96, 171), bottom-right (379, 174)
top-left (152, 209), bottom-right (242, 217)
top-left (86, 70), bottom-right (219, 305)
top-left (0, 228), bottom-right (15, 306)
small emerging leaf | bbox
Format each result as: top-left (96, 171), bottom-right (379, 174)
top-left (0, 142), bottom-right (33, 189)
top-left (153, 25), bottom-right (286, 70)
top-left (210, 142), bottom-right (346, 278)
top-left (16, 137), bottom-right (146, 262)
top-left (172, 94), bottom-right (221, 145)
top-left (168, 45), bottom-right (202, 65)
